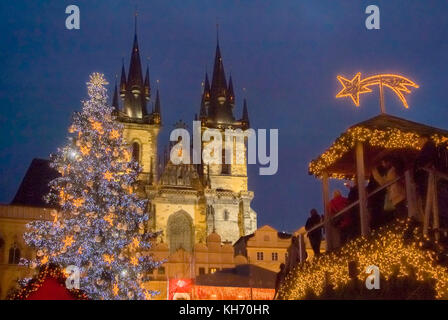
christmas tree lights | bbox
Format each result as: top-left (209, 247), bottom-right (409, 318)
top-left (23, 73), bottom-right (162, 300)
top-left (279, 220), bottom-right (448, 300)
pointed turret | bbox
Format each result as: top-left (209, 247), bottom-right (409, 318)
top-left (127, 30), bottom-right (144, 96)
top-left (144, 65), bottom-right (151, 101)
top-left (210, 42), bottom-right (227, 101)
top-left (227, 74), bottom-right (235, 106)
top-left (203, 72), bottom-right (211, 103)
top-left (154, 89), bottom-right (161, 114)
top-left (206, 33), bottom-right (235, 124)
top-left (119, 61), bottom-right (127, 98)
top-left (152, 89), bottom-right (161, 124)
top-left (199, 72), bottom-right (210, 121)
top-left (112, 80), bottom-right (120, 112)
top-left (120, 14), bottom-right (149, 120)
top-left (241, 98), bottom-right (250, 129)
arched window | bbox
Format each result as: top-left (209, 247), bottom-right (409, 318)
top-left (8, 243), bottom-right (20, 264)
top-left (167, 210), bottom-right (194, 253)
top-left (132, 142), bottom-right (140, 163)
top-left (224, 210), bottom-right (229, 221)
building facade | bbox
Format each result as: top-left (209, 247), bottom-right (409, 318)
top-left (0, 22), bottom-right (260, 299)
top-left (113, 25), bottom-right (257, 252)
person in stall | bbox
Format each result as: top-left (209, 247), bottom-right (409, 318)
top-left (372, 155), bottom-right (407, 221)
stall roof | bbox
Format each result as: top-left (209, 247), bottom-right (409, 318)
top-left (309, 114), bottom-right (448, 179)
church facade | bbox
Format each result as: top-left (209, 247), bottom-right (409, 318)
top-left (113, 25), bottom-right (257, 253)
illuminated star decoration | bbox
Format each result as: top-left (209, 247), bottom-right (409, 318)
top-left (336, 73), bottom-right (419, 108)
top-left (87, 72), bottom-right (109, 87)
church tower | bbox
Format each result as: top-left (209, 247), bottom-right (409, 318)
top-left (199, 36), bottom-right (257, 243)
top-left (113, 16), bottom-right (161, 184)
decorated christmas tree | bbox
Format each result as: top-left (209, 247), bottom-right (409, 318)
top-left (23, 73), bottom-right (162, 300)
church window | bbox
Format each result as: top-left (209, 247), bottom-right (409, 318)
top-left (167, 211), bottom-right (193, 253)
top-left (221, 150), bottom-right (231, 174)
top-left (264, 235), bottom-right (270, 241)
top-left (132, 142), bottom-right (140, 163)
top-left (209, 268), bottom-right (218, 274)
top-left (272, 252), bottom-right (278, 261)
top-left (256, 252), bottom-right (264, 261)
top-left (8, 243), bottom-right (20, 264)
top-left (224, 210), bottom-right (229, 221)
top-left (199, 267), bottom-right (205, 275)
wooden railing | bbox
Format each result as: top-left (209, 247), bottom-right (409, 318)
top-left (304, 176), bottom-right (402, 236)
top-left (299, 166), bottom-right (446, 262)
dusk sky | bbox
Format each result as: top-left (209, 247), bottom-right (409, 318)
top-left (1, 0), bottom-right (448, 233)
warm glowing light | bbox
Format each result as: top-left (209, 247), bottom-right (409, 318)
top-left (103, 254), bottom-right (114, 264)
top-left (336, 73), bottom-right (419, 108)
top-left (91, 121), bottom-right (104, 134)
top-left (113, 283), bottom-right (119, 296)
top-left (309, 126), bottom-right (428, 178)
top-left (80, 145), bottom-right (91, 156)
top-left (88, 72), bottom-right (109, 87)
top-left (279, 221), bottom-right (448, 299)
top-left (109, 129), bottom-right (120, 140)
top-left (103, 171), bottom-right (113, 181)
top-left (130, 237), bottom-right (140, 249)
top-left (103, 213), bottom-right (115, 226)
top-left (130, 257), bottom-right (138, 266)
top-left (72, 198), bottom-right (85, 208)
top-left (63, 235), bottom-right (75, 248)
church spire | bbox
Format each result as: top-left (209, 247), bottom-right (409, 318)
top-left (199, 72), bottom-right (210, 121)
top-left (154, 88), bottom-right (161, 114)
top-left (119, 59), bottom-right (126, 98)
top-left (152, 87), bottom-right (161, 124)
top-left (127, 16), bottom-right (144, 93)
top-left (227, 74), bottom-right (235, 106)
top-left (210, 27), bottom-right (227, 101)
top-left (241, 98), bottom-right (250, 128)
top-left (112, 78), bottom-right (119, 112)
top-left (144, 64), bottom-right (150, 101)
top-left (120, 13), bottom-right (150, 120)
top-left (204, 71), bottom-right (211, 102)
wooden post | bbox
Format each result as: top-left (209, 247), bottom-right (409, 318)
top-left (298, 234), bottom-right (307, 263)
top-left (355, 142), bottom-right (370, 236)
top-left (322, 172), bottom-right (332, 251)
top-left (405, 170), bottom-right (418, 219)
top-left (423, 172), bottom-right (434, 237)
top-left (432, 174), bottom-right (440, 241)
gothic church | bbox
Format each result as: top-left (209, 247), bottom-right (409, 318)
top-left (112, 23), bottom-right (258, 253)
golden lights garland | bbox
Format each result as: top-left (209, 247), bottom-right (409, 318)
top-left (308, 126), bottom-right (448, 178)
top-left (279, 222), bottom-right (448, 300)
top-left (8, 264), bottom-right (88, 300)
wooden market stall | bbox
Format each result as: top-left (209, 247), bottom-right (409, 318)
top-left (307, 113), bottom-right (448, 250)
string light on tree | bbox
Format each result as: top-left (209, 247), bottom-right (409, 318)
top-left (23, 72), bottom-right (163, 300)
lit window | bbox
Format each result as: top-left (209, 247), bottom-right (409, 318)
top-left (257, 252), bottom-right (264, 261)
top-left (209, 268), bottom-right (217, 274)
top-left (272, 252), bottom-right (278, 261)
